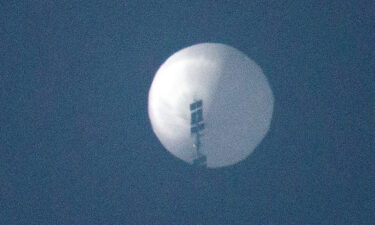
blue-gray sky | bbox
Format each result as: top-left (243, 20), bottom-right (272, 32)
top-left (1, 1), bottom-right (374, 224)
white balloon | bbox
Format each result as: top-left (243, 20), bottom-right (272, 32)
top-left (148, 43), bottom-right (274, 168)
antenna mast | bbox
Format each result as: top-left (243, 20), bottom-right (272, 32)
top-left (190, 100), bottom-right (206, 167)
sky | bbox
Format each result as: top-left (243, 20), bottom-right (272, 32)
top-left (0, 0), bottom-right (374, 224)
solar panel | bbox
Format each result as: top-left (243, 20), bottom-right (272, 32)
top-left (196, 100), bottom-right (202, 108)
top-left (190, 102), bottom-right (197, 111)
top-left (190, 100), bottom-right (202, 111)
top-left (191, 126), bottom-right (198, 134)
top-left (190, 100), bottom-right (206, 167)
top-left (191, 109), bottom-right (203, 124)
top-left (191, 123), bottom-right (204, 134)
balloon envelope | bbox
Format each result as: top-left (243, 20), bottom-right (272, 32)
top-left (148, 43), bottom-right (274, 168)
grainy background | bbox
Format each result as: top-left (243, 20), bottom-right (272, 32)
top-left (1, 1), bottom-right (374, 224)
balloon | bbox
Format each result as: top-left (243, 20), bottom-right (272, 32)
top-left (148, 43), bottom-right (274, 168)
